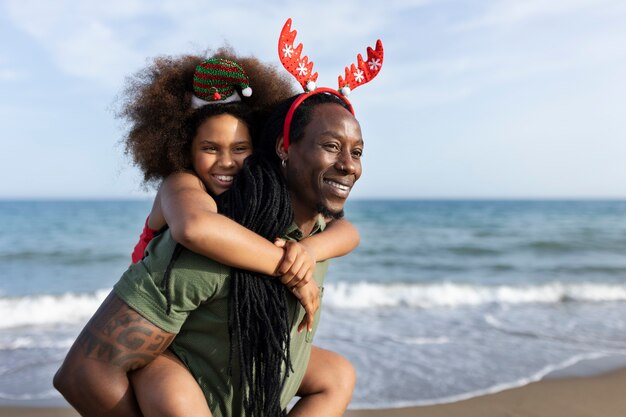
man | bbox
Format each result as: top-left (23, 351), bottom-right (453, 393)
top-left (54, 92), bottom-right (363, 417)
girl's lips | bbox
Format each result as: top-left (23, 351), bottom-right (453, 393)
top-left (213, 174), bottom-right (234, 183)
top-left (210, 174), bottom-right (235, 189)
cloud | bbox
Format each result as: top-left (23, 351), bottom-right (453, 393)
top-left (2, 0), bottom-right (625, 198)
top-left (7, 0), bottom-right (621, 112)
top-left (4, 0), bottom-right (152, 87)
top-left (395, 0), bottom-right (626, 108)
top-left (0, 68), bottom-right (22, 81)
top-left (452, 0), bottom-right (621, 31)
top-left (3, 0), bottom-right (421, 88)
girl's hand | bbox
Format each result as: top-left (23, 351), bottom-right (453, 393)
top-left (274, 239), bottom-right (316, 289)
top-left (290, 280), bottom-right (320, 332)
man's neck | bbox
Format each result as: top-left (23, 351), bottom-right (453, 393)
top-left (291, 203), bottom-right (319, 237)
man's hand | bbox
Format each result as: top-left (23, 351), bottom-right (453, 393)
top-left (274, 239), bottom-right (316, 289)
top-left (54, 291), bottom-right (175, 417)
top-left (289, 280), bottom-right (320, 333)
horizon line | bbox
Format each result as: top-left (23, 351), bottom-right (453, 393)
top-left (1, 196), bottom-right (625, 202)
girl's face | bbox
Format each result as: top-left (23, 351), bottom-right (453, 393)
top-left (191, 114), bottom-right (253, 195)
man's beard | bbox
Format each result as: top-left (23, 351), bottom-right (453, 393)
top-left (317, 203), bottom-right (344, 220)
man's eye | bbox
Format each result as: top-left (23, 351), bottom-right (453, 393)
top-left (324, 143), bottom-right (340, 151)
top-left (352, 149), bottom-right (363, 158)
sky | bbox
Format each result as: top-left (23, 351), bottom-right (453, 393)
top-left (1, 0), bottom-right (625, 199)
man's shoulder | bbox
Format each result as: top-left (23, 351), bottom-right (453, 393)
top-left (175, 245), bottom-right (230, 278)
top-left (147, 230), bottom-right (229, 275)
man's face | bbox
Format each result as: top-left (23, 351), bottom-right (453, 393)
top-left (284, 102), bottom-right (363, 219)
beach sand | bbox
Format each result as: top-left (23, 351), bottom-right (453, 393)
top-left (4, 367), bottom-right (626, 417)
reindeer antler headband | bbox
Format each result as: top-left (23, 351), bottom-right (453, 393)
top-left (278, 18), bottom-right (384, 151)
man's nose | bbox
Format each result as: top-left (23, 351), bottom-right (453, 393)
top-left (336, 151), bottom-right (356, 174)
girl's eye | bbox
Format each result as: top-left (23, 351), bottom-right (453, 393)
top-left (233, 146), bottom-right (250, 153)
top-left (201, 146), bottom-right (218, 153)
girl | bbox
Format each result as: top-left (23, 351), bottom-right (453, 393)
top-left (120, 49), bottom-right (358, 417)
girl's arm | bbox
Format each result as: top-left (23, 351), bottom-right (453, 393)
top-left (298, 218), bottom-right (360, 261)
top-left (157, 172), bottom-right (358, 332)
top-left (158, 171), bottom-right (287, 276)
top-left (274, 219), bottom-right (358, 332)
top-left (273, 218), bottom-right (360, 284)
top-left (158, 171), bottom-right (319, 330)
top-left (158, 173), bottom-right (359, 279)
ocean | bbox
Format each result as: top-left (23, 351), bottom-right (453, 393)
top-left (1, 199), bottom-right (626, 408)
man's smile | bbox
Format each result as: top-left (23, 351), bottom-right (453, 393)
top-left (323, 178), bottom-right (353, 197)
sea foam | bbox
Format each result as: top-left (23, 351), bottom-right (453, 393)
top-left (0, 290), bottom-right (108, 329)
top-left (323, 281), bottom-right (626, 309)
top-left (3, 281), bottom-right (626, 329)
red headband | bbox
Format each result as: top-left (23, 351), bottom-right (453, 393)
top-left (282, 88), bottom-right (354, 152)
top-left (278, 18), bottom-right (384, 152)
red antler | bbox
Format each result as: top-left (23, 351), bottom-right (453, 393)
top-left (337, 39), bottom-right (384, 96)
top-left (278, 18), bottom-right (319, 91)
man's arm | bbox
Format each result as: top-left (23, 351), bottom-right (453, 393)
top-left (53, 291), bottom-right (175, 417)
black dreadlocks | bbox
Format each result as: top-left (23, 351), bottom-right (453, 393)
top-left (217, 153), bottom-right (293, 417)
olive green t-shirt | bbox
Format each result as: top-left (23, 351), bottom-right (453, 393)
top-left (114, 220), bottom-right (328, 417)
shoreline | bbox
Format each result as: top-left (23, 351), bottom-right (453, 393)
top-left (4, 366), bottom-right (626, 417)
top-left (345, 366), bottom-right (626, 417)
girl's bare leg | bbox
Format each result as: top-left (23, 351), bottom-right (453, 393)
top-left (130, 350), bottom-right (213, 417)
top-left (289, 346), bottom-right (356, 417)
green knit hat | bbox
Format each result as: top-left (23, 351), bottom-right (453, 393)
top-left (191, 58), bottom-right (252, 108)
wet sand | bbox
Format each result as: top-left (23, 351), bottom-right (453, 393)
top-left (4, 367), bottom-right (626, 417)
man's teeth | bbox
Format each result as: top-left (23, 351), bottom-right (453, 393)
top-left (324, 180), bottom-right (349, 191)
top-left (216, 175), bottom-right (233, 182)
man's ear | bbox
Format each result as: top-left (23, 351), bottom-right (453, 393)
top-left (275, 136), bottom-right (288, 160)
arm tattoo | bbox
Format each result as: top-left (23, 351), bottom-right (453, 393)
top-left (76, 293), bottom-right (175, 370)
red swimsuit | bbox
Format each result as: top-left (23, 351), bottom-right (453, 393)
top-left (130, 216), bottom-right (159, 264)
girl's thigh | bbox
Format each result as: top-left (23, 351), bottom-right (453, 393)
top-left (130, 350), bottom-right (213, 417)
top-left (297, 345), bottom-right (356, 396)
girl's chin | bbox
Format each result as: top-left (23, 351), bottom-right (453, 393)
top-left (205, 182), bottom-right (231, 196)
